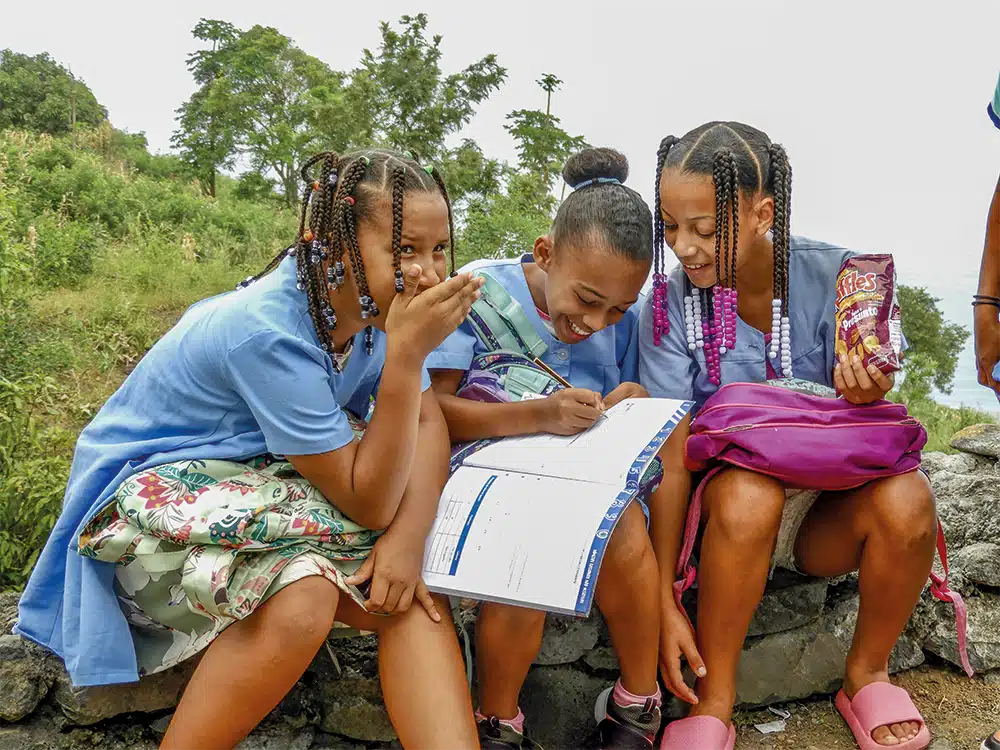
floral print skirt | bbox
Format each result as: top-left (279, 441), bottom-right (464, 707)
top-left (78, 454), bottom-right (379, 678)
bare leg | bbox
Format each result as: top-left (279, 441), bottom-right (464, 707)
top-left (163, 579), bottom-right (478, 750)
top-left (161, 577), bottom-right (341, 750)
top-left (476, 602), bottom-right (546, 720)
top-left (595, 502), bottom-right (660, 696)
top-left (372, 593), bottom-right (479, 749)
top-left (795, 471), bottom-right (936, 747)
top-left (689, 469), bottom-right (785, 725)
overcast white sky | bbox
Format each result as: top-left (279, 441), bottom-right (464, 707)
top-left (2, 0), bottom-right (998, 408)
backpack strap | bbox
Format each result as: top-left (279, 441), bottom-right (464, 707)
top-left (465, 271), bottom-right (548, 359)
top-left (672, 466), bottom-right (723, 623)
top-left (928, 520), bottom-right (973, 676)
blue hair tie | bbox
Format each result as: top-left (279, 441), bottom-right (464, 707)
top-left (572, 177), bottom-right (621, 191)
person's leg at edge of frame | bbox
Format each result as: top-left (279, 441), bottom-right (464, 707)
top-left (794, 470), bottom-right (936, 748)
top-left (686, 468), bottom-right (786, 726)
top-left (161, 576), bottom-right (479, 750)
top-left (592, 500), bottom-right (663, 744)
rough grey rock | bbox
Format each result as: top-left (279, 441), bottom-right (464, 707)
top-left (0, 705), bottom-right (158, 750)
top-left (521, 666), bottom-right (610, 748)
top-left (950, 423), bottom-right (1000, 459)
top-left (52, 658), bottom-right (197, 726)
top-left (0, 635), bottom-right (59, 722)
top-left (310, 732), bottom-right (369, 749)
top-left (0, 592), bottom-right (18, 635)
top-left (737, 583), bottom-right (924, 707)
top-left (235, 721), bottom-right (314, 750)
top-left (909, 592), bottom-right (1000, 672)
top-left (535, 614), bottom-right (600, 666)
top-left (748, 571), bottom-right (828, 637)
top-left (953, 542), bottom-right (1000, 588)
top-left (313, 635), bottom-right (395, 742)
top-left (582, 646), bottom-right (619, 673)
top-left (926, 456), bottom-right (1000, 553)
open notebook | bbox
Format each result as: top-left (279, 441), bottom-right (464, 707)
top-left (422, 398), bottom-right (693, 616)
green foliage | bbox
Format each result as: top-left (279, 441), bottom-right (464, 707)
top-left (173, 20), bottom-right (341, 205)
top-left (0, 375), bottom-right (74, 590)
top-left (233, 170), bottom-right (280, 204)
top-left (898, 285), bottom-right (969, 395)
top-left (0, 50), bottom-right (107, 134)
top-left (458, 74), bottom-right (584, 261)
top-left (332, 14), bottom-right (507, 168)
top-left (171, 20), bottom-right (240, 197)
top-left (460, 171), bottom-right (555, 263)
top-left (505, 74), bottom-right (586, 191)
top-left (891, 391), bottom-right (995, 454)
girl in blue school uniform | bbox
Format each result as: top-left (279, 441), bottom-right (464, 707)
top-left (15, 150), bottom-right (484, 750)
top-left (429, 148), bottom-right (675, 750)
top-left (639, 122), bottom-right (938, 750)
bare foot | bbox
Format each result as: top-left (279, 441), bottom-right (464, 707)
top-left (842, 669), bottom-right (921, 746)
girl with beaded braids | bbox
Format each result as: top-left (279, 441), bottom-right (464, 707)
top-left (428, 148), bottom-right (690, 750)
top-left (14, 148), bottom-right (485, 749)
top-left (638, 123), bottom-right (938, 750)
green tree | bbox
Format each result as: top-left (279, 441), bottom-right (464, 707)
top-left (328, 13), bottom-right (506, 166)
top-left (171, 20), bottom-right (240, 197)
top-left (459, 171), bottom-right (555, 264)
top-left (0, 50), bottom-right (106, 135)
top-left (173, 21), bottom-right (341, 205)
top-left (504, 74), bottom-right (586, 192)
top-left (897, 284), bottom-right (969, 397)
top-left (460, 74), bottom-right (585, 262)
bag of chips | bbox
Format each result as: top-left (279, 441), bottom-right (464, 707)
top-left (834, 254), bottom-right (903, 375)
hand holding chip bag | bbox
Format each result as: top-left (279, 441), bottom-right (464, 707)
top-left (834, 254), bottom-right (902, 376)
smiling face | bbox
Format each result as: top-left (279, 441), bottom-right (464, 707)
top-left (657, 168), bottom-right (774, 289)
top-left (533, 233), bottom-right (650, 344)
top-left (352, 191), bottom-right (451, 331)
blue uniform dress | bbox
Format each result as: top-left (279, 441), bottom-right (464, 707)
top-left (15, 255), bottom-right (429, 686)
top-left (427, 255), bottom-right (641, 396)
top-left (639, 236), bottom-right (855, 409)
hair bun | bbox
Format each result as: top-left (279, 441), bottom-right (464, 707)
top-left (562, 147), bottom-right (629, 188)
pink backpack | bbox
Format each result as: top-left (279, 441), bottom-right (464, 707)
top-left (676, 381), bottom-right (972, 676)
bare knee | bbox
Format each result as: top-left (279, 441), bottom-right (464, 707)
top-left (703, 468), bottom-right (785, 548)
top-left (603, 502), bottom-right (655, 574)
top-left (866, 471), bottom-right (937, 552)
top-left (256, 576), bottom-right (338, 645)
top-left (478, 601), bottom-right (545, 634)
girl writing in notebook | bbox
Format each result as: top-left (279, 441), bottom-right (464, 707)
top-left (429, 148), bottom-right (677, 749)
top-left (15, 150), bottom-right (484, 750)
top-left (639, 122), bottom-right (938, 750)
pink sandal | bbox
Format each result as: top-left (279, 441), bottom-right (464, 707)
top-left (836, 683), bottom-right (931, 750)
top-left (659, 715), bottom-right (735, 750)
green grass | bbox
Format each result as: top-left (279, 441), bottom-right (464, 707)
top-left (898, 397), bottom-right (996, 454)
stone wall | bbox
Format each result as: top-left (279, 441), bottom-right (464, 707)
top-left (2, 434), bottom-right (999, 749)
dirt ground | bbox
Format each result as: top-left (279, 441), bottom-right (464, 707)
top-left (732, 665), bottom-right (998, 750)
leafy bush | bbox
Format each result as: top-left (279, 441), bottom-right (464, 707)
top-left (0, 375), bottom-right (74, 591)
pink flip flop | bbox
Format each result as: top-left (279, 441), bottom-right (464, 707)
top-left (659, 715), bottom-right (735, 750)
top-left (836, 683), bottom-right (931, 750)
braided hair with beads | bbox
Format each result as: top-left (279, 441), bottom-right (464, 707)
top-left (652, 122), bottom-right (794, 382)
top-left (236, 149), bottom-right (455, 363)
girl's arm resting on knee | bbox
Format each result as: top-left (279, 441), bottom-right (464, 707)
top-left (344, 389), bottom-right (450, 618)
top-left (288, 344), bottom-right (425, 530)
top-left (430, 369), bottom-right (551, 441)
